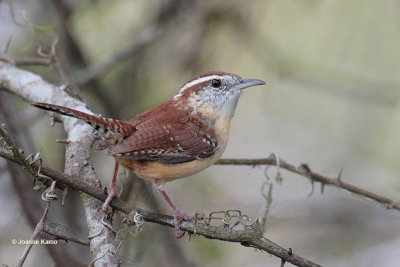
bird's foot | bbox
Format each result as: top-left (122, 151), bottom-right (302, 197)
top-left (173, 208), bottom-right (196, 239)
top-left (102, 184), bottom-right (118, 213)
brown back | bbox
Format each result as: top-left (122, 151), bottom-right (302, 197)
top-left (111, 99), bottom-right (218, 164)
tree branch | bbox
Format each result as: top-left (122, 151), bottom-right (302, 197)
top-left (0, 61), bottom-right (118, 266)
top-left (216, 157), bottom-right (400, 211)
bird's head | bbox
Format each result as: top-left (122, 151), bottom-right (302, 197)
top-left (174, 71), bottom-right (265, 119)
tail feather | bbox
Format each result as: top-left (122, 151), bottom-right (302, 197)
top-left (31, 102), bottom-right (135, 137)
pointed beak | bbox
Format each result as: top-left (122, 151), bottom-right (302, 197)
top-left (231, 78), bottom-right (266, 90)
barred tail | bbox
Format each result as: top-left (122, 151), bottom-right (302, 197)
top-left (31, 102), bottom-right (135, 137)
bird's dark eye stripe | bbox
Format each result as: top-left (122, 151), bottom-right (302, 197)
top-left (211, 79), bottom-right (221, 88)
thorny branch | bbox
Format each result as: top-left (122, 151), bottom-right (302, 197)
top-left (0, 146), bottom-right (321, 267)
top-left (0, 121), bottom-right (43, 183)
top-left (216, 157), bottom-right (400, 211)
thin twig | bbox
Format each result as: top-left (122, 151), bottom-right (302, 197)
top-left (216, 156), bottom-right (400, 211)
top-left (0, 36), bottom-right (69, 85)
top-left (17, 181), bottom-right (57, 267)
top-left (17, 202), bottom-right (51, 267)
top-left (43, 222), bottom-right (90, 247)
top-left (0, 53), bottom-right (51, 66)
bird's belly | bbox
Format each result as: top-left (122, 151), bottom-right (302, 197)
top-left (117, 143), bottom-right (227, 186)
top-left (128, 157), bottom-right (216, 178)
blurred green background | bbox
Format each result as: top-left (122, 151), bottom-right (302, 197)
top-left (1, 0), bottom-right (400, 266)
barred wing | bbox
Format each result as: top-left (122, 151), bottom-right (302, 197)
top-left (110, 122), bottom-right (217, 164)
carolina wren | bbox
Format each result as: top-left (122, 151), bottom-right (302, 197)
top-left (32, 71), bottom-right (265, 237)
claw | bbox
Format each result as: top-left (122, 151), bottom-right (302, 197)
top-left (157, 187), bottom-right (197, 239)
top-left (102, 183), bottom-right (118, 213)
top-left (173, 209), bottom-right (196, 239)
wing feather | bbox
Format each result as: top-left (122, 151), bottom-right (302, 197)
top-left (110, 121), bottom-right (217, 164)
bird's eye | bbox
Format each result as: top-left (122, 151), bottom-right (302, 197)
top-left (211, 79), bottom-right (221, 88)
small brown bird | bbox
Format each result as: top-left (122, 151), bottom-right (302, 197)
top-left (32, 71), bottom-right (265, 237)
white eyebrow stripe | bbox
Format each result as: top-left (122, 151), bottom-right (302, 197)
top-left (178, 75), bottom-right (224, 93)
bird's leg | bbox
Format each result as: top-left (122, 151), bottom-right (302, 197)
top-left (102, 161), bottom-right (119, 213)
top-left (157, 187), bottom-right (196, 238)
